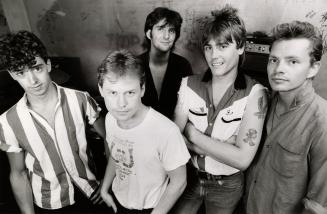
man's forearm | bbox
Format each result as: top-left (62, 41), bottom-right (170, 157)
top-left (101, 156), bottom-right (116, 195)
top-left (152, 181), bottom-right (186, 214)
top-left (10, 171), bottom-right (35, 214)
top-left (152, 167), bottom-right (187, 214)
top-left (183, 135), bottom-right (206, 156)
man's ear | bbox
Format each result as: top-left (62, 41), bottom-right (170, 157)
top-left (98, 84), bottom-right (104, 97)
top-left (141, 83), bottom-right (145, 97)
top-left (146, 30), bottom-right (152, 40)
top-left (237, 46), bottom-right (245, 55)
top-left (46, 59), bottom-right (51, 73)
top-left (307, 61), bottom-right (321, 79)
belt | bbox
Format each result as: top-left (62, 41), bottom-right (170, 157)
top-left (197, 170), bottom-right (241, 181)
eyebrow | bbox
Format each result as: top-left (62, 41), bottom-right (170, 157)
top-left (30, 63), bottom-right (43, 68)
top-left (155, 23), bottom-right (174, 29)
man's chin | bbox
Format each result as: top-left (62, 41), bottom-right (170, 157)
top-left (114, 113), bottom-right (131, 122)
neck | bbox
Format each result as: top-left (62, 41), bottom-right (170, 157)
top-left (277, 80), bottom-right (311, 111)
top-left (27, 83), bottom-right (57, 108)
top-left (149, 48), bottom-right (170, 65)
top-left (117, 105), bottom-right (149, 129)
top-left (211, 68), bottom-right (238, 87)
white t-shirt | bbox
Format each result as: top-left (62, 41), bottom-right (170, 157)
top-left (105, 108), bottom-right (190, 210)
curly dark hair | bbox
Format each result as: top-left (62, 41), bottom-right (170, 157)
top-left (0, 30), bottom-right (48, 72)
top-left (143, 7), bottom-right (183, 50)
top-left (271, 21), bottom-right (323, 65)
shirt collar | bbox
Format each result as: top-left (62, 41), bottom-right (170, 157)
top-left (201, 68), bottom-right (247, 90)
top-left (272, 81), bottom-right (315, 111)
top-left (18, 82), bottom-right (61, 109)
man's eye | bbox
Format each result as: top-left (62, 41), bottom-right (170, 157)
top-left (169, 29), bottom-right (175, 33)
top-left (204, 46), bottom-right (212, 51)
top-left (220, 44), bottom-right (228, 49)
top-left (13, 71), bottom-right (24, 76)
top-left (268, 58), bottom-right (278, 64)
top-left (127, 91), bottom-right (135, 96)
top-left (289, 60), bottom-right (298, 65)
top-left (34, 66), bottom-right (42, 72)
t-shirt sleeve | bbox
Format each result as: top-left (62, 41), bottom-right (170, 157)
top-left (0, 116), bottom-right (22, 153)
top-left (159, 125), bottom-right (190, 171)
top-left (306, 129), bottom-right (327, 207)
top-left (84, 92), bottom-right (101, 125)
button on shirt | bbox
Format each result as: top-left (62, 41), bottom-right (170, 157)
top-left (246, 83), bottom-right (327, 213)
top-left (0, 84), bottom-right (101, 209)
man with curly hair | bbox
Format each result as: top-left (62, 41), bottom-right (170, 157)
top-left (0, 31), bottom-right (107, 213)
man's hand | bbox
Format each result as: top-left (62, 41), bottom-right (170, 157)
top-left (184, 122), bottom-right (207, 156)
top-left (101, 191), bottom-right (117, 213)
top-left (90, 185), bottom-right (104, 205)
top-left (303, 198), bottom-right (327, 214)
top-left (184, 122), bottom-right (198, 141)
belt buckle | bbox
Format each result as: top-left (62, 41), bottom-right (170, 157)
top-left (214, 175), bottom-right (223, 180)
top-left (204, 171), bottom-right (221, 181)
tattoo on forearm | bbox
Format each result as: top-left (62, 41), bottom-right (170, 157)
top-left (254, 96), bottom-right (267, 119)
top-left (243, 129), bottom-right (258, 146)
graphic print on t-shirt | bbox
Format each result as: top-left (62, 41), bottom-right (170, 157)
top-left (110, 136), bottom-right (135, 180)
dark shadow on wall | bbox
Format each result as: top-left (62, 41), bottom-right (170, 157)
top-left (0, 72), bottom-right (22, 213)
top-left (36, 0), bottom-right (90, 91)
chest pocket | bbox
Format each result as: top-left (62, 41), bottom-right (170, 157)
top-left (270, 135), bottom-right (305, 177)
top-left (211, 98), bottom-right (246, 140)
top-left (188, 107), bottom-right (208, 133)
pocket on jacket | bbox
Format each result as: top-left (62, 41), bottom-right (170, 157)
top-left (270, 136), bottom-right (305, 177)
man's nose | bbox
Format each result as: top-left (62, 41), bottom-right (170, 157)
top-left (26, 71), bottom-right (38, 84)
top-left (274, 61), bottom-right (285, 74)
top-left (117, 94), bottom-right (127, 108)
top-left (212, 46), bottom-right (221, 58)
top-left (163, 29), bottom-right (170, 39)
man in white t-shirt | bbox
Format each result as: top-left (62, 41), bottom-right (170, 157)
top-left (98, 49), bottom-right (190, 214)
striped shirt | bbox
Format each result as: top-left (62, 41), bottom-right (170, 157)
top-left (0, 83), bottom-right (101, 209)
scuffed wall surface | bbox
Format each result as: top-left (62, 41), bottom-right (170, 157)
top-left (23, 0), bottom-right (327, 97)
top-left (0, 3), bottom-right (10, 36)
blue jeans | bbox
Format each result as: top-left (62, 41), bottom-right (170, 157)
top-left (172, 166), bottom-right (244, 214)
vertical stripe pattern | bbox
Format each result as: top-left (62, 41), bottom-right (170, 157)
top-left (0, 84), bottom-right (101, 209)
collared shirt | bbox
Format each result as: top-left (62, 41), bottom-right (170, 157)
top-left (0, 83), bottom-right (101, 209)
top-left (177, 70), bottom-right (263, 175)
top-left (246, 82), bottom-right (327, 214)
top-left (139, 52), bottom-right (192, 119)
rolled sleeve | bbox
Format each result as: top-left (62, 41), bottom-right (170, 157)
top-left (84, 92), bottom-right (101, 125)
top-left (0, 117), bottom-right (22, 153)
top-left (176, 77), bottom-right (190, 115)
top-left (307, 130), bottom-right (327, 208)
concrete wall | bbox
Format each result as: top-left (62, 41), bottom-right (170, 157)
top-left (9, 0), bottom-right (327, 97)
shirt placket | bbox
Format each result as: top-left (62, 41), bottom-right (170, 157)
top-left (51, 100), bottom-right (81, 191)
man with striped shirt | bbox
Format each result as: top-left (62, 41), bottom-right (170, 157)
top-left (0, 31), bottom-right (107, 213)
